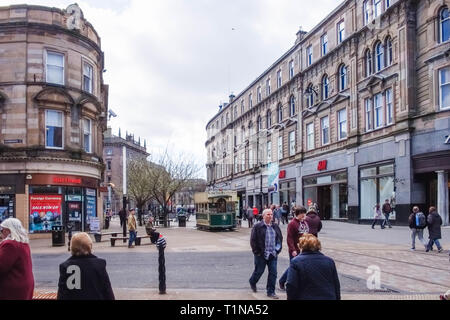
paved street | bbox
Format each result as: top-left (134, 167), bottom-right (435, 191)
top-left (31, 216), bottom-right (450, 300)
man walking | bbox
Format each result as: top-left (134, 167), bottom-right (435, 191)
top-left (381, 199), bottom-right (392, 228)
top-left (249, 209), bottom-right (283, 299)
top-left (408, 206), bottom-right (427, 251)
top-left (426, 206), bottom-right (443, 253)
top-left (118, 208), bottom-right (126, 227)
top-left (127, 208), bottom-right (137, 248)
top-left (247, 206), bottom-right (254, 228)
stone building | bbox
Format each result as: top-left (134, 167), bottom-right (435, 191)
top-left (173, 179), bottom-right (207, 209)
top-left (102, 128), bottom-right (149, 214)
top-left (205, 0), bottom-right (450, 225)
top-left (0, 4), bottom-right (109, 236)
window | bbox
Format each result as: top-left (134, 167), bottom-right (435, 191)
top-left (83, 118), bottom-right (92, 153)
top-left (241, 126), bottom-right (245, 143)
top-left (266, 78), bottom-right (271, 96)
top-left (241, 101), bottom-right (245, 114)
top-left (439, 67), bottom-right (450, 110)
top-left (289, 131), bottom-right (296, 156)
top-left (321, 116), bottom-right (329, 145)
top-left (374, 93), bottom-right (383, 128)
top-left (83, 62), bottom-right (93, 93)
top-left (374, 0), bottom-right (382, 18)
top-left (248, 121), bottom-right (254, 137)
top-left (376, 42), bottom-right (384, 72)
top-left (307, 84), bottom-right (314, 107)
top-left (46, 51), bottom-right (64, 85)
top-left (234, 106), bottom-right (238, 120)
top-left (249, 147), bottom-right (254, 168)
top-left (385, 0), bottom-right (390, 9)
top-left (107, 160), bottom-right (112, 170)
top-left (277, 70), bottom-right (282, 88)
top-left (365, 50), bottom-right (373, 77)
top-left (337, 21), bottom-right (345, 44)
top-left (249, 93), bottom-right (253, 108)
top-left (339, 65), bottom-right (347, 91)
top-left (257, 115), bottom-right (263, 132)
top-left (307, 45), bottom-right (313, 66)
top-left (385, 37), bottom-right (393, 66)
top-left (289, 96), bottom-right (296, 117)
top-left (338, 109), bottom-right (347, 140)
top-left (364, 0), bottom-right (371, 25)
top-left (266, 110), bottom-right (272, 128)
top-left (306, 123), bottom-right (314, 150)
top-left (278, 136), bottom-right (283, 160)
top-left (289, 60), bottom-right (294, 79)
top-left (440, 7), bottom-right (450, 43)
top-left (386, 88), bottom-right (393, 124)
top-left (45, 110), bottom-right (63, 149)
top-left (267, 141), bottom-right (272, 163)
top-left (322, 75), bottom-right (329, 100)
top-left (257, 86), bottom-right (262, 102)
top-left (234, 156), bottom-right (238, 174)
top-left (321, 34), bottom-right (328, 56)
top-left (365, 98), bottom-right (373, 131)
top-left (277, 104), bottom-right (283, 123)
top-left (226, 112), bottom-right (230, 125)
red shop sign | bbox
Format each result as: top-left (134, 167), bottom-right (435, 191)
top-left (317, 160), bottom-right (327, 171)
top-left (53, 177), bottom-right (82, 185)
top-left (279, 170), bottom-right (286, 179)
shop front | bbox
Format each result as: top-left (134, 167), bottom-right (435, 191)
top-left (28, 174), bottom-right (99, 234)
top-left (0, 174), bottom-right (25, 224)
top-left (302, 170), bottom-right (348, 220)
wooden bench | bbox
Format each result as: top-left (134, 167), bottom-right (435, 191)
top-left (110, 235), bottom-right (152, 247)
top-left (90, 232), bottom-right (121, 243)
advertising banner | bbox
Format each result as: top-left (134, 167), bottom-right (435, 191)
top-left (0, 207), bottom-right (9, 224)
top-left (267, 162), bottom-right (279, 192)
top-left (29, 195), bottom-right (62, 233)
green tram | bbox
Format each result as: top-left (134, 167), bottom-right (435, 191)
top-left (194, 191), bottom-right (239, 231)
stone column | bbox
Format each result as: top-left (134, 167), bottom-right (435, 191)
top-left (436, 171), bottom-right (449, 226)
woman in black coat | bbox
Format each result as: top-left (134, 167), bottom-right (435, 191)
top-left (286, 233), bottom-right (340, 300)
top-left (57, 232), bottom-right (115, 300)
top-left (426, 206), bottom-right (443, 253)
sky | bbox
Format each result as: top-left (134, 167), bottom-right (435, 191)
top-left (3, 0), bottom-right (342, 178)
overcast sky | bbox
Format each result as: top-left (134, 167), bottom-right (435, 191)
top-left (4, 0), bottom-right (342, 178)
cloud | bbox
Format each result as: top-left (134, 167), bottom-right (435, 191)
top-left (3, 0), bottom-right (344, 178)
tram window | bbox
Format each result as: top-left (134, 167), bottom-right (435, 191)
top-left (217, 198), bottom-right (227, 213)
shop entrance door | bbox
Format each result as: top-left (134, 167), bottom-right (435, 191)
top-left (317, 186), bottom-right (331, 220)
top-left (67, 201), bottom-right (83, 231)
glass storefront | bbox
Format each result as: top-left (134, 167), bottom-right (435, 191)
top-left (303, 171), bottom-right (348, 220)
top-left (359, 163), bottom-right (395, 220)
top-left (29, 185), bottom-right (97, 233)
top-left (279, 181), bottom-right (296, 207)
top-left (0, 186), bottom-right (15, 224)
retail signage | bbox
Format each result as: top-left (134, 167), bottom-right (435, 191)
top-left (53, 177), bottom-right (82, 185)
top-left (30, 174), bottom-right (98, 188)
top-left (29, 195), bottom-right (62, 233)
top-left (279, 170), bottom-right (286, 179)
top-left (267, 162), bottom-right (279, 193)
top-left (317, 160), bottom-right (327, 171)
top-left (4, 139), bottom-right (23, 144)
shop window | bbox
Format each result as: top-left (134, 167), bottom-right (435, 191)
top-left (45, 110), bottom-right (63, 149)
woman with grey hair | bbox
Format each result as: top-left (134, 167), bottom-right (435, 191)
top-left (0, 218), bottom-right (35, 300)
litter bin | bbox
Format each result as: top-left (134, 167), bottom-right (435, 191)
top-left (51, 225), bottom-right (65, 247)
top-left (178, 215), bottom-right (186, 227)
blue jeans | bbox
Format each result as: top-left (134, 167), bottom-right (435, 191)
top-left (279, 253), bottom-right (294, 286)
top-left (427, 239), bottom-right (442, 251)
top-left (382, 213), bottom-right (392, 228)
top-left (128, 230), bottom-right (137, 247)
top-left (249, 254), bottom-right (278, 295)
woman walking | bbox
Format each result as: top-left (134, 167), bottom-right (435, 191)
top-left (371, 204), bottom-right (384, 229)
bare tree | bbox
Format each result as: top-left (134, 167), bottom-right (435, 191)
top-left (127, 158), bottom-right (154, 226)
top-left (148, 149), bottom-right (201, 227)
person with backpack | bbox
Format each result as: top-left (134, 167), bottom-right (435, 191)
top-left (426, 206), bottom-right (443, 253)
top-left (408, 206), bottom-right (427, 251)
top-left (381, 199), bottom-right (392, 228)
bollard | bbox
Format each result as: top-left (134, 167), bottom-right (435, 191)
top-left (156, 235), bottom-right (167, 294)
top-left (123, 217), bottom-right (127, 243)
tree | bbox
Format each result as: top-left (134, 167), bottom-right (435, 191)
top-left (148, 150), bottom-right (201, 227)
top-left (127, 158), bottom-right (154, 226)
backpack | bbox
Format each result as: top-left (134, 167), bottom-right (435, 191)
top-left (416, 212), bottom-right (426, 228)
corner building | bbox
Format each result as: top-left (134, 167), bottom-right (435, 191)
top-left (0, 4), bottom-right (109, 237)
top-left (205, 0), bottom-right (450, 226)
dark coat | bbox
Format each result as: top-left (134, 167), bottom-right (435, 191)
top-left (408, 213), bottom-right (427, 230)
top-left (250, 221), bottom-right (283, 257)
top-left (286, 251), bottom-right (340, 300)
top-left (57, 254), bottom-right (115, 300)
top-left (0, 240), bottom-right (34, 300)
top-left (305, 212), bottom-right (322, 237)
top-left (427, 211), bottom-right (442, 240)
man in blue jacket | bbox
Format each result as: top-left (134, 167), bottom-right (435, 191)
top-left (249, 208), bottom-right (283, 299)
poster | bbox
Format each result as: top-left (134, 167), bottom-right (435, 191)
top-left (0, 207), bottom-right (9, 224)
top-left (29, 195), bottom-right (62, 233)
top-left (85, 195), bottom-right (96, 229)
top-left (89, 217), bottom-right (100, 232)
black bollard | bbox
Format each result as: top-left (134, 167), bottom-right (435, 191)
top-left (123, 217), bottom-right (127, 243)
top-left (156, 236), bottom-right (167, 294)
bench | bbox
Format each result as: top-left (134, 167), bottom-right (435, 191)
top-left (110, 235), bottom-right (152, 247)
top-left (90, 232), bottom-right (121, 243)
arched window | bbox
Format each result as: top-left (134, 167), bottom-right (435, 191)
top-left (375, 42), bottom-right (384, 72)
top-left (266, 109), bottom-right (272, 128)
top-left (277, 104), bottom-right (283, 123)
top-left (257, 115), bottom-right (262, 132)
top-left (248, 121), bottom-right (253, 136)
top-left (365, 49), bottom-right (372, 77)
top-left (385, 37), bottom-right (393, 66)
top-left (307, 84), bottom-right (314, 107)
top-left (440, 7), bottom-right (450, 43)
top-left (289, 96), bottom-right (296, 117)
top-left (339, 65), bottom-right (347, 91)
top-left (322, 75), bottom-right (329, 100)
